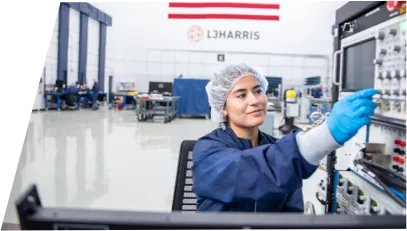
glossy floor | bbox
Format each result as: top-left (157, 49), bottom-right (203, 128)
top-left (4, 108), bottom-right (324, 223)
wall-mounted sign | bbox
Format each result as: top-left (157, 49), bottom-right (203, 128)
top-left (217, 54), bottom-right (225, 62)
top-left (187, 25), bottom-right (260, 42)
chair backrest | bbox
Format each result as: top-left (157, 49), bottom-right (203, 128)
top-left (172, 140), bottom-right (197, 213)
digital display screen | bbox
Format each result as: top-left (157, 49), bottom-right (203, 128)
top-left (400, 21), bottom-right (406, 30)
top-left (343, 39), bottom-right (376, 91)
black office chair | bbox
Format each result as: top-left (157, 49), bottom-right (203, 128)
top-left (172, 140), bottom-right (197, 213)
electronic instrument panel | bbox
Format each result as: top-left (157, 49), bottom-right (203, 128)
top-left (339, 14), bottom-right (406, 122)
top-left (326, 2), bottom-right (407, 217)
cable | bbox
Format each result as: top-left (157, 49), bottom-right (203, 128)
top-left (368, 165), bottom-right (405, 188)
top-left (364, 162), bottom-right (406, 185)
top-left (367, 164), bottom-right (406, 196)
top-left (375, 172), bottom-right (406, 194)
top-left (354, 159), bottom-right (406, 207)
top-left (361, 160), bottom-right (406, 182)
top-left (354, 160), bottom-right (407, 208)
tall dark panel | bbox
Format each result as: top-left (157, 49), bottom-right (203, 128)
top-left (78, 13), bottom-right (89, 84)
top-left (57, 3), bottom-right (70, 84)
top-left (98, 23), bottom-right (107, 92)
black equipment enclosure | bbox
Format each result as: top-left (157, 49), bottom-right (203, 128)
top-left (16, 184), bottom-right (406, 229)
top-left (328, 0), bottom-right (407, 213)
top-left (148, 82), bottom-right (173, 94)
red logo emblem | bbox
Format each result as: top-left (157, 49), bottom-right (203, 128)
top-left (188, 25), bottom-right (204, 42)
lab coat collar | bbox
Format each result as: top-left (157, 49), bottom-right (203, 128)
top-left (223, 124), bottom-right (267, 149)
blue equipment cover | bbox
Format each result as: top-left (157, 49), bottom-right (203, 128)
top-left (173, 78), bottom-right (210, 116)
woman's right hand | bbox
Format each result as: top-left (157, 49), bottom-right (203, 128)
top-left (327, 88), bottom-right (378, 145)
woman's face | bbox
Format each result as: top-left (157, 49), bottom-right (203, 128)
top-left (223, 75), bottom-right (267, 128)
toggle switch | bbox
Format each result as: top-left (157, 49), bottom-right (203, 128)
top-left (347, 186), bottom-right (355, 195)
top-left (357, 191), bottom-right (367, 204)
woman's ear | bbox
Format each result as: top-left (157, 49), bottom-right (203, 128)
top-left (223, 109), bottom-right (227, 117)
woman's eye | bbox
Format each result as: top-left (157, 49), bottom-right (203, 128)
top-left (256, 89), bottom-right (263, 94)
top-left (237, 94), bottom-right (246, 98)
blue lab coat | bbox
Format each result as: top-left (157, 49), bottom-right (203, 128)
top-left (192, 126), bottom-right (317, 212)
top-left (65, 85), bottom-right (78, 95)
top-left (81, 83), bottom-right (100, 108)
top-left (312, 88), bottom-right (323, 98)
top-left (91, 83), bottom-right (100, 95)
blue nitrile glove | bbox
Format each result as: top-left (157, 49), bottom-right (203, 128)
top-left (327, 88), bottom-right (378, 145)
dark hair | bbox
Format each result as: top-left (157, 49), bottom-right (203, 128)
top-left (219, 115), bottom-right (229, 128)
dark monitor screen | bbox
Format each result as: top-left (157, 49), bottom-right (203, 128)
top-left (149, 82), bottom-right (173, 94)
top-left (343, 39), bottom-right (376, 91)
top-left (55, 80), bottom-right (65, 88)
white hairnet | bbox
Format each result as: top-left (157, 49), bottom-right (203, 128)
top-left (206, 63), bottom-right (269, 123)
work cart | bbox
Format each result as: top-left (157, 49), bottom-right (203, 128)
top-left (135, 96), bottom-right (180, 123)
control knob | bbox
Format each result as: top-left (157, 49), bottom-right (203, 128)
top-left (389, 28), bottom-right (398, 36)
top-left (373, 59), bottom-right (383, 65)
top-left (382, 70), bottom-right (390, 79)
top-left (393, 45), bottom-right (401, 52)
top-left (375, 32), bottom-right (385, 40)
top-left (400, 69), bottom-right (406, 78)
top-left (391, 70), bottom-right (400, 78)
top-left (379, 49), bottom-right (387, 55)
top-left (377, 71), bottom-right (383, 79)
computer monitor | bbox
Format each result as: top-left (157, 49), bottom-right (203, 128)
top-left (149, 82), bottom-right (173, 94)
top-left (16, 185), bottom-right (406, 230)
top-left (55, 80), bottom-right (65, 88)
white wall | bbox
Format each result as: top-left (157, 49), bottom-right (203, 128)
top-left (42, 1), bottom-right (346, 93)
top-left (92, 1), bottom-right (346, 92)
top-left (44, 12), bottom-right (59, 85)
top-left (68, 8), bottom-right (80, 85)
top-left (87, 18), bottom-right (100, 85)
top-left (32, 16), bottom-right (59, 110)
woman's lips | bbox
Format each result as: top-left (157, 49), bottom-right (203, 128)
top-left (248, 109), bottom-right (263, 115)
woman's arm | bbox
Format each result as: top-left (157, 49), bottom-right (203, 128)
top-left (192, 122), bottom-right (340, 204)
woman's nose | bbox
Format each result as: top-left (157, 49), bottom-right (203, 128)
top-left (248, 93), bottom-right (261, 105)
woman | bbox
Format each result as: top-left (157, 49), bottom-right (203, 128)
top-left (192, 64), bottom-right (377, 212)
